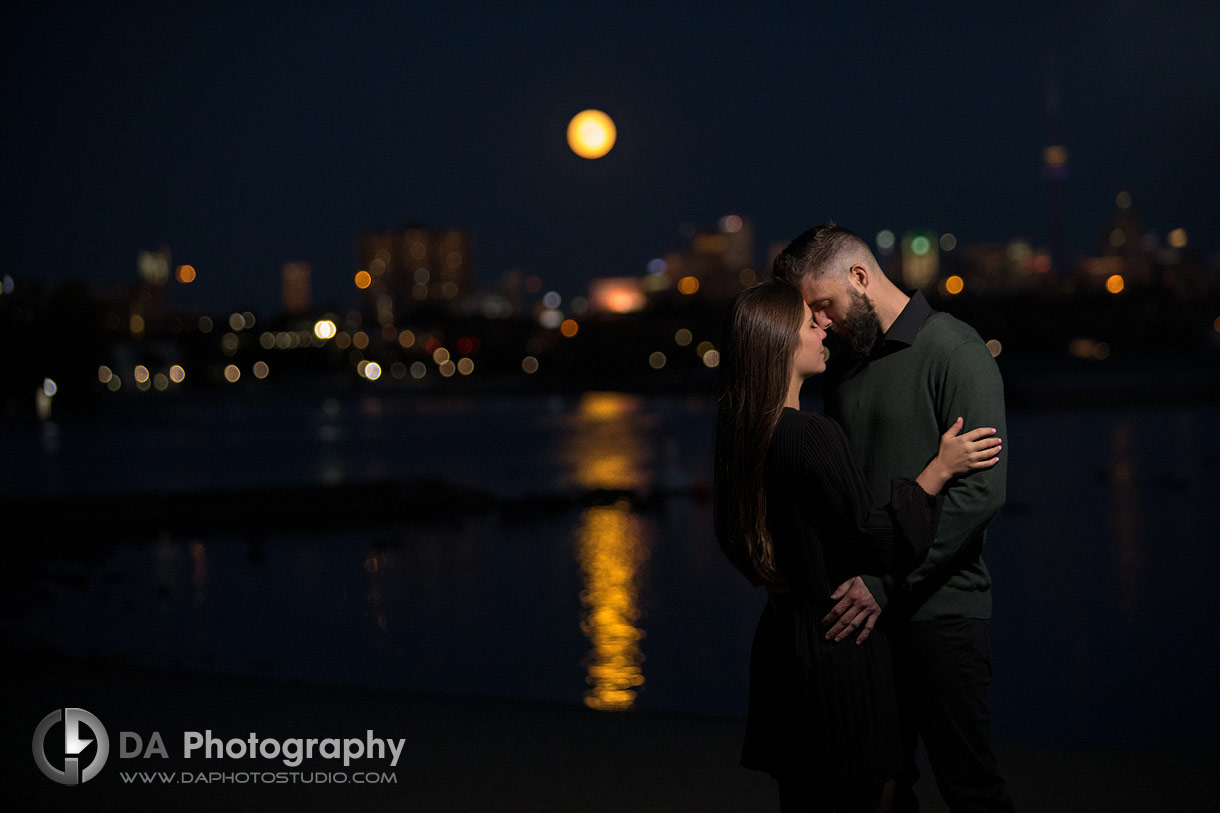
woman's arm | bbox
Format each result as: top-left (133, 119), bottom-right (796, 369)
top-left (914, 416), bottom-right (1002, 495)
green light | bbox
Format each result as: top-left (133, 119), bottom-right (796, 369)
top-left (911, 236), bottom-right (931, 256)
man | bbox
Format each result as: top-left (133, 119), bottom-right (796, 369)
top-left (773, 223), bottom-right (1014, 812)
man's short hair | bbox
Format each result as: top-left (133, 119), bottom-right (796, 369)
top-left (772, 222), bottom-right (870, 283)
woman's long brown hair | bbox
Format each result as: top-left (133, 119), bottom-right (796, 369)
top-left (713, 278), bottom-right (805, 587)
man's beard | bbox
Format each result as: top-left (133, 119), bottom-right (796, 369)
top-left (839, 289), bottom-right (883, 357)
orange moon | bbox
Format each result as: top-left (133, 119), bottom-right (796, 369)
top-left (567, 109), bottom-right (616, 159)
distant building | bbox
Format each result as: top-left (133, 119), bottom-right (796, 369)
top-left (662, 215), bottom-right (757, 302)
top-left (281, 262), bottom-right (312, 316)
top-left (899, 230), bottom-right (940, 289)
top-left (132, 245), bottom-right (172, 337)
top-left (355, 225), bottom-right (475, 327)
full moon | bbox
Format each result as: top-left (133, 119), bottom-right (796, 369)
top-left (567, 109), bottom-right (616, 159)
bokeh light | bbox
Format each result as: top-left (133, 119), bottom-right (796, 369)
top-left (457, 358), bottom-right (474, 376)
top-left (522, 356), bottom-right (539, 374)
top-left (1106, 274), bottom-right (1125, 294)
top-left (355, 270), bottom-right (372, 289)
top-left (648, 351), bottom-right (667, 370)
top-left (674, 329), bottom-right (692, 347)
top-left (1167, 228), bottom-right (1188, 249)
top-left (944, 275), bottom-right (965, 295)
top-left (224, 365), bottom-right (241, 383)
top-left (677, 276), bottom-right (699, 295)
top-left (314, 319), bottom-right (337, 340)
top-left (133, 365), bottom-right (150, 384)
top-left (169, 365), bottom-right (186, 383)
top-left (876, 230), bottom-right (896, 251)
top-left (560, 319), bottom-right (579, 338)
top-left (986, 339), bottom-right (1002, 358)
top-left (176, 264), bottom-right (196, 284)
top-left (252, 361), bottom-right (270, 379)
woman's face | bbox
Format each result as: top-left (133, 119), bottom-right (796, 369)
top-left (792, 302), bottom-right (828, 378)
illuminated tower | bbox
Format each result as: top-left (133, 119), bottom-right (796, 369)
top-left (1043, 59), bottom-right (1070, 274)
top-left (281, 262), bottom-right (312, 316)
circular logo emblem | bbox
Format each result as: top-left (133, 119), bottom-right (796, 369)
top-left (33, 708), bottom-right (110, 785)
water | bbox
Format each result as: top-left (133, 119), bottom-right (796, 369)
top-left (4, 392), bottom-right (1218, 751)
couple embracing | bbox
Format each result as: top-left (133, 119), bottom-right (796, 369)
top-left (715, 223), bottom-right (1015, 812)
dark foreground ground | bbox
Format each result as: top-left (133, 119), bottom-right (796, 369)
top-left (9, 655), bottom-right (1216, 812)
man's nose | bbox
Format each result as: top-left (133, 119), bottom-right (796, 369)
top-left (812, 311), bottom-right (832, 329)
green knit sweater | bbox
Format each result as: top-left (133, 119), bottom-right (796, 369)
top-left (824, 293), bottom-right (1007, 622)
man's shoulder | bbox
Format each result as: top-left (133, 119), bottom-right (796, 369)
top-left (917, 311), bottom-right (986, 354)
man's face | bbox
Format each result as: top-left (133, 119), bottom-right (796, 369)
top-left (798, 272), bottom-right (883, 357)
top-left (798, 273), bottom-right (853, 333)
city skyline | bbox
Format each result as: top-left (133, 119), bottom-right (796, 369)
top-left (4, 2), bottom-right (1218, 314)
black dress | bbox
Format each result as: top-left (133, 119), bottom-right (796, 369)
top-left (740, 408), bottom-right (938, 791)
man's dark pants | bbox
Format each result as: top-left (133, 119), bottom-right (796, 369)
top-left (891, 617), bottom-right (1015, 812)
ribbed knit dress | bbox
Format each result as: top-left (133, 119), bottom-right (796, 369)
top-left (740, 407), bottom-right (937, 789)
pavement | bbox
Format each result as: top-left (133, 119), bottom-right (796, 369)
top-left (9, 655), bottom-right (1217, 812)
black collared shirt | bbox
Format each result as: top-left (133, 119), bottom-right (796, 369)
top-left (881, 290), bottom-right (935, 350)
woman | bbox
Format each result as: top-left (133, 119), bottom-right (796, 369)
top-left (713, 279), bottom-right (1001, 812)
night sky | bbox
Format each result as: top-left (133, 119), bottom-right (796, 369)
top-left (4, 1), bottom-right (1218, 314)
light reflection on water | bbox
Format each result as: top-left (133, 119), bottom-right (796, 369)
top-left (566, 392), bottom-right (651, 710)
top-left (4, 397), bottom-right (1220, 750)
top-left (576, 501), bottom-right (648, 711)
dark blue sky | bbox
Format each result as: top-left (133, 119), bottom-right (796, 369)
top-left (4, 1), bottom-right (1218, 314)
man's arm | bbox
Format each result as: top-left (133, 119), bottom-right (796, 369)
top-left (904, 339), bottom-right (1007, 594)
